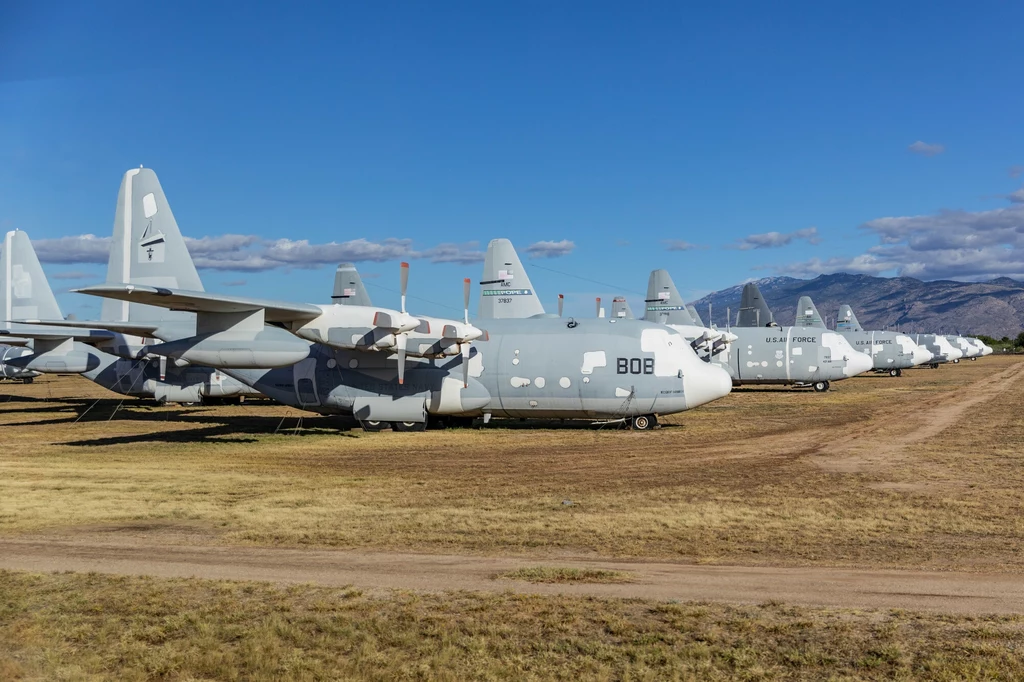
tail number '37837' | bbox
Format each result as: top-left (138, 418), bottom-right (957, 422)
top-left (617, 358), bottom-right (655, 374)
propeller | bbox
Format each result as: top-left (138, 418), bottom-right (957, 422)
top-left (595, 297), bottom-right (601, 318)
top-left (557, 294), bottom-right (564, 318)
top-left (462, 278), bottom-right (472, 388)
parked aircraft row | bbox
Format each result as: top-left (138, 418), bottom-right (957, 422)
top-left (0, 168), bottom-right (992, 431)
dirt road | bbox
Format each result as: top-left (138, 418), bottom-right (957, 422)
top-left (2, 538), bottom-right (1023, 615)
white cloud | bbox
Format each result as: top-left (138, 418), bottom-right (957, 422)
top-left (776, 199), bottom-right (1024, 281)
top-left (525, 239), bottom-right (575, 259)
top-left (908, 141), bottom-right (945, 157)
top-left (729, 227), bottom-right (820, 250)
top-left (1008, 188), bottom-right (1024, 203)
top-left (663, 240), bottom-right (699, 251)
top-left (31, 234), bottom-right (486, 271)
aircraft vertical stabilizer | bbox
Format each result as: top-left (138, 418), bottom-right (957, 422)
top-left (332, 263), bottom-right (373, 306)
top-left (736, 282), bottom-right (775, 327)
top-left (836, 304), bottom-right (864, 332)
top-left (795, 296), bottom-right (827, 329)
top-left (685, 304), bottom-right (704, 327)
top-left (2, 230), bottom-right (64, 328)
top-left (643, 269), bottom-right (696, 325)
top-left (478, 239), bottom-right (546, 319)
top-left (611, 297), bottom-right (634, 319)
top-left (102, 167), bottom-right (204, 323)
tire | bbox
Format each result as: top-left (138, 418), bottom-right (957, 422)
top-left (813, 381), bottom-right (829, 392)
top-left (393, 420), bottom-right (427, 432)
top-left (360, 420), bottom-right (389, 433)
top-left (953, 358), bottom-right (960, 364)
top-left (631, 414), bottom-right (657, 431)
top-left (895, 368), bottom-right (902, 377)
top-left (22, 377), bottom-right (34, 384)
top-left (888, 368), bottom-right (899, 377)
top-left (931, 363), bottom-right (939, 369)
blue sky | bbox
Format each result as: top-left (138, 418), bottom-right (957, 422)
top-left (2, 2), bottom-right (1022, 320)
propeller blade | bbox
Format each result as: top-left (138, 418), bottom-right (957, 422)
top-left (595, 297), bottom-right (601, 318)
top-left (462, 343), bottom-right (470, 388)
top-left (159, 355), bottom-right (166, 382)
top-left (463, 278), bottom-right (471, 325)
top-left (558, 294), bottom-right (564, 318)
top-left (399, 261), bottom-right (410, 314)
top-left (396, 332), bottom-right (407, 385)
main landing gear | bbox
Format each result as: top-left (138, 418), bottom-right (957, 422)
top-left (812, 381), bottom-right (830, 392)
top-left (888, 368), bottom-right (903, 377)
top-left (631, 414), bottom-right (658, 431)
top-left (358, 419), bottom-right (429, 433)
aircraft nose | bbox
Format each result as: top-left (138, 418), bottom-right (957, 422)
top-left (683, 361), bottom-right (732, 410)
top-left (912, 345), bottom-right (933, 366)
top-left (848, 349), bottom-right (874, 376)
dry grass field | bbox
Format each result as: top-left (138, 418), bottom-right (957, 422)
top-left (2, 357), bottom-right (1023, 679)
top-left (1, 356), bottom-right (1022, 570)
top-left (2, 571), bottom-right (1023, 681)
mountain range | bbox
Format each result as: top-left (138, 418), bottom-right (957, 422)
top-left (690, 274), bottom-right (1024, 338)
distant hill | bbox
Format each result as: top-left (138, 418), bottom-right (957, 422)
top-left (691, 274), bottom-right (1024, 338)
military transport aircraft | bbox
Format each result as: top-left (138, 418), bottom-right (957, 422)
top-left (642, 270), bottom-right (736, 360)
top-left (698, 280), bottom-right (872, 391)
top-left (795, 297), bottom-right (933, 377)
top-left (71, 173), bottom-right (732, 430)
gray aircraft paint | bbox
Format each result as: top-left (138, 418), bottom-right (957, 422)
top-left (4, 170), bottom-right (258, 401)
top-left (905, 333), bottom-right (963, 364)
top-left (796, 297), bottom-right (931, 372)
top-left (610, 297), bottom-right (634, 319)
top-left (0, 230), bottom-right (47, 379)
top-left (478, 239), bottom-right (548, 319)
top-left (641, 269), bottom-right (734, 360)
top-left (331, 263), bottom-right (372, 307)
top-left (711, 283), bottom-right (872, 385)
top-left (685, 304), bottom-right (705, 327)
top-left (947, 335), bottom-right (982, 359)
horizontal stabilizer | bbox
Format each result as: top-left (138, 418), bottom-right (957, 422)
top-left (75, 284), bottom-right (322, 323)
top-left (12, 318), bottom-right (161, 336)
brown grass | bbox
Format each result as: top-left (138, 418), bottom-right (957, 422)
top-left (1, 357), bottom-right (1023, 570)
top-left (2, 570), bottom-right (1023, 681)
top-left (497, 566), bottom-right (635, 583)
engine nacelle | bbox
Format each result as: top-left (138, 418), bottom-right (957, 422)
top-left (143, 380), bottom-right (203, 404)
top-left (145, 329), bottom-right (311, 369)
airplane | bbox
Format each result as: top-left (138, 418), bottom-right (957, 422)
top-left (903, 332), bottom-right (963, 368)
top-left (795, 299), bottom-right (933, 377)
top-left (948, 335), bottom-right (985, 361)
top-left (0, 231), bottom-right (42, 383)
top-left (79, 211), bottom-right (732, 430)
top-left (682, 279), bottom-right (873, 391)
top-left (965, 337), bottom-right (994, 357)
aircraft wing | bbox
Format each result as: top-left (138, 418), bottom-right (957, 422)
top-left (12, 319), bottom-right (161, 336)
top-left (73, 285), bottom-right (323, 323)
top-left (0, 328), bottom-right (115, 344)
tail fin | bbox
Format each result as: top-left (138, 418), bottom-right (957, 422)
top-left (331, 263), bottom-right (373, 306)
top-left (795, 295), bottom-right (827, 329)
top-left (643, 269), bottom-right (696, 325)
top-left (736, 282), bottom-right (775, 327)
top-left (836, 304), bottom-right (863, 332)
top-left (611, 296), bottom-right (634, 319)
top-left (2, 230), bottom-right (64, 328)
top-left (478, 239), bottom-right (545, 319)
top-left (102, 167), bottom-right (204, 323)
top-left (685, 304), bottom-right (705, 327)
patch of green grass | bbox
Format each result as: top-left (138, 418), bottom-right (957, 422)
top-left (497, 565), bottom-right (636, 583)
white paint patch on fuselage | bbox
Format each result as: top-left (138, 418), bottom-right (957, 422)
top-left (510, 376), bottom-right (531, 388)
top-left (580, 350), bottom-right (606, 375)
top-left (640, 328), bottom-right (689, 377)
top-left (615, 387), bottom-right (631, 397)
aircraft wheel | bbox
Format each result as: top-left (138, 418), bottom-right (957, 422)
top-left (970, 357), bottom-right (977, 361)
top-left (953, 358), bottom-right (960, 364)
top-left (631, 414), bottom-right (657, 431)
top-left (360, 420), bottom-right (389, 433)
top-left (812, 381), bottom-right (829, 392)
top-left (393, 420), bottom-right (427, 433)
top-left (888, 368), bottom-right (900, 377)
top-left (931, 363), bottom-right (939, 369)
top-left (22, 377), bottom-right (33, 384)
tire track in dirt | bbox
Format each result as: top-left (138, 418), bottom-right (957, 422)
top-left (2, 538), bottom-right (1023, 615)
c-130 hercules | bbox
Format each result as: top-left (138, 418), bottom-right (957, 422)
top-left (73, 170), bottom-right (732, 430)
top-left (642, 273), bottom-right (872, 391)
